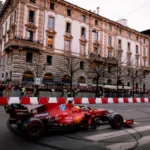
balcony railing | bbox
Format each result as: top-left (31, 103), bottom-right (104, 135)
top-left (141, 66), bottom-right (150, 71)
top-left (4, 37), bottom-right (43, 51)
top-left (89, 53), bottom-right (117, 64)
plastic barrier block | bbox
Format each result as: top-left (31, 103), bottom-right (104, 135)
top-left (49, 97), bottom-right (57, 103)
top-left (108, 98), bottom-right (114, 104)
top-left (113, 98), bottom-right (118, 103)
top-left (118, 98), bottom-right (124, 103)
top-left (21, 97), bottom-right (30, 104)
top-left (9, 97), bottom-right (20, 104)
top-left (88, 98), bottom-right (96, 104)
top-left (124, 98), bottom-right (129, 103)
top-left (144, 98), bottom-right (149, 103)
top-left (128, 98), bottom-right (133, 103)
top-left (132, 98), bottom-right (137, 103)
top-left (30, 97), bottom-right (38, 104)
top-left (57, 97), bottom-right (66, 104)
top-left (95, 98), bottom-right (102, 104)
top-left (74, 98), bottom-right (82, 104)
top-left (39, 97), bottom-right (48, 104)
top-left (0, 97), bottom-right (8, 105)
top-left (102, 98), bottom-right (108, 104)
top-left (141, 98), bottom-right (145, 103)
top-left (136, 98), bottom-right (141, 103)
top-left (82, 98), bottom-right (89, 104)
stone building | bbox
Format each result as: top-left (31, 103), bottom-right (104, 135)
top-left (0, 1), bottom-right (3, 11)
top-left (0, 0), bottom-right (150, 91)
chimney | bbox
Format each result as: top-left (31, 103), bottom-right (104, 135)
top-left (97, 7), bottom-right (99, 15)
top-left (117, 19), bottom-right (128, 27)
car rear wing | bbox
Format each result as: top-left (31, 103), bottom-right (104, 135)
top-left (4, 104), bottom-right (30, 124)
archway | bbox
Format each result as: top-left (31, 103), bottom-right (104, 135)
top-left (78, 76), bottom-right (85, 84)
top-left (62, 75), bottom-right (70, 84)
top-left (22, 71), bottom-right (34, 83)
top-left (42, 73), bottom-right (53, 84)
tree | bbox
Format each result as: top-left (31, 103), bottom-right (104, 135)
top-left (18, 53), bottom-right (46, 83)
top-left (57, 55), bottom-right (80, 90)
top-left (109, 60), bottom-right (128, 97)
top-left (88, 58), bottom-right (108, 97)
top-left (126, 67), bottom-right (144, 97)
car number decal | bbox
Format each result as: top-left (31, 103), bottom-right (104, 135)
top-left (59, 104), bottom-right (66, 111)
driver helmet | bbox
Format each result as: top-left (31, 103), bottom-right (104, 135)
top-left (68, 99), bottom-right (73, 104)
top-left (74, 106), bottom-right (80, 111)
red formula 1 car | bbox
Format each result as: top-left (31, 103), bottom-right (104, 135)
top-left (4, 101), bottom-right (134, 139)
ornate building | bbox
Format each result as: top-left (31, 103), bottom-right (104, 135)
top-left (0, 0), bottom-right (149, 91)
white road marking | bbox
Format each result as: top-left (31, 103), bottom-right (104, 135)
top-left (97, 125), bottom-right (111, 130)
top-left (106, 135), bottom-right (150, 150)
top-left (134, 122), bottom-right (139, 125)
top-left (86, 125), bottom-right (150, 141)
top-left (126, 109), bottom-right (136, 112)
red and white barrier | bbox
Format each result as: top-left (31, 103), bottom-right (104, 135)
top-left (0, 97), bottom-right (150, 105)
top-left (49, 97), bottom-right (57, 103)
top-left (9, 97), bottom-right (20, 104)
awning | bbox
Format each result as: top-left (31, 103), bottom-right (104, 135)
top-left (79, 83), bottom-right (87, 87)
top-left (118, 86), bottom-right (132, 90)
top-left (91, 84), bottom-right (131, 90)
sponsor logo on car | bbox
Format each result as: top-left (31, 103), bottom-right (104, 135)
top-left (31, 109), bottom-right (37, 114)
top-left (16, 112), bottom-right (28, 115)
top-left (64, 117), bottom-right (73, 123)
top-left (35, 113), bottom-right (49, 117)
top-left (59, 104), bottom-right (66, 111)
top-left (15, 109), bottom-right (28, 112)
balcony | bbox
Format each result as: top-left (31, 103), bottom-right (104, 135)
top-left (89, 53), bottom-right (117, 64)
top-left (4, 37), bottom-right (43, 51)
top-left (141, 66), bottom-right (150, 72)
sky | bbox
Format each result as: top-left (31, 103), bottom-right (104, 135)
top-left (1, 0), bottom-right (150, 32)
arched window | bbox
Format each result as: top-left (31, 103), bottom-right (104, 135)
top-left (78, 76), bottom-right (85, 84)
top-left (62, 75), bottom-right (70, 83)
top-left (22, 71), bottom-right (34, 83)
top-left (43, 73), bottom-right (53, 84)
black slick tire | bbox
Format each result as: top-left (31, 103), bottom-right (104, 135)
top-left (109, 114), bottom-right (123, 129)
top-left (23, 118), bottom-right (44, 139)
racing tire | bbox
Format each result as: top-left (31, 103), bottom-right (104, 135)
top-left (23, 118), bottom-right (44, 139)
top-left (109, 114), bottom-right (123, 129)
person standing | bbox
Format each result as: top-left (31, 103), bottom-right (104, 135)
top-left (21, 86), bottom-right (26, 97)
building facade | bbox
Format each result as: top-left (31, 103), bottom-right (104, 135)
top-left (0, 0), bottom-right (150, 91)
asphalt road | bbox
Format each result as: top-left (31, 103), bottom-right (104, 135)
top-left (0, 103), bottom-right (150, 150)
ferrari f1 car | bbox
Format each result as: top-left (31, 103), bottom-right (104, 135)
top-left (4, 101), bottom-right (134, 139)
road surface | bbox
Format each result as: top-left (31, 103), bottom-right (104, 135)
top-left (0, 103), bottom-right (150, 150)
